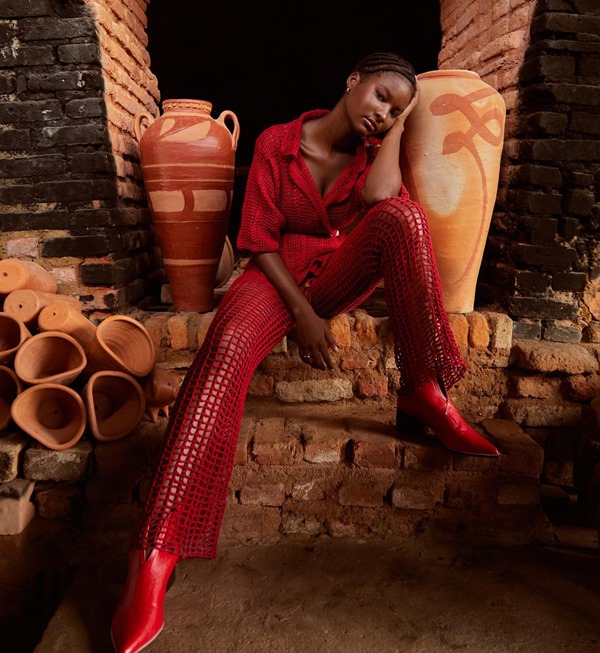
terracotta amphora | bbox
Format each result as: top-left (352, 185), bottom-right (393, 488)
top-left (0, 365), bottom-right (22, 431)
top-left (400, 70), bottom-right (506, 313)
top-left (4, 289), bottom-right (82, 327)
top-left (0, 259), bottom-right (57, 296)
top-left (37, 302), bottom-right (97, 351)
top-left (85, 315), bottom-right (156, 379)
top-left (11, 383), bottom-right (87, 450)
top-left (143, 365), bottom-right (182, 422)
top-left (0, 313), bottom-right (32, 365)
top-left (134, 99), bottom-right (240, 313)
top-left (14, 331), bottom-right (87, 386)
top-left (82, 371), bottom-right (146, 442)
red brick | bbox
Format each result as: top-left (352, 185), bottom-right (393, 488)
top-left (338, 479), bottom-right (385, 507)
top-left (356, 373), bottom-right (389, 398)
top-left (352, 435), bottom-right (397, 468)
top-left (239, 483), bottom-right (286, 507)
top-left (497, 481), bottom-right (541, 505)
top-left (220, 504), bottom-right (281, 544)
top-left (252, 417), bottom-right (301, 465)
top-left (303, 423), bottom-right (348, 464)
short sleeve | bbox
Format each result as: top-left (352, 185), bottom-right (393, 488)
top-left (236, 131), bottom-right (285, 254)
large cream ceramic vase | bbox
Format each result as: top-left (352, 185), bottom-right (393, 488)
top-left (134, 99), bottom-right (240, 313)
top-left (400, 70), bottom-right (506, 313)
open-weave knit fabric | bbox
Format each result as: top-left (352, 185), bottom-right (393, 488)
top-left (132, 196), bottom-right (466, 560)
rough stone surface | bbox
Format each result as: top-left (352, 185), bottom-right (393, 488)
top-left (512, 340), bottom-right (599, 374)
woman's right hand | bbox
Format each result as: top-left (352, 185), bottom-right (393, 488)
top-left (294, 305), bottom-right (338, 370)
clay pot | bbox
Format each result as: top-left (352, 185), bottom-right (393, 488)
top-left (0, 365), bottom-right (22, 431)
top-left (14, 331), bottom-right (87, 386)
top-left (0, 259), bottom-right (57, 296)
top-left (85, 315), bottom-right (156, 378)
top-left (0, 313), bottom-right (32, 365)
top-left (143, 365), bottom-right (182, 422)
top-left (11, 383), bottom-right (87, 450)
top-left (82, 371), bottom-right (146, 442)
top-left (37, 302), bottom-right (97, 351)
top-left (400, 70), bottom-right (506, 313)
top-left (215, 236), bottom-right (235, 288)
top-left (134, 99), bottom-right (240, 313)
top-left (4, 289), bottom-right (82, 327)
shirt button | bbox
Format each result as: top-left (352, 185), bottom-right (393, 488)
top-left (331, 229), bottom-right (339, 237)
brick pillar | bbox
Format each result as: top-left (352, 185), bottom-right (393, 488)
top-left (0, 0), bottom-right (164, 313)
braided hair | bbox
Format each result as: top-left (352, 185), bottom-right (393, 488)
top-left (351, 52), bottom-right (417, 94)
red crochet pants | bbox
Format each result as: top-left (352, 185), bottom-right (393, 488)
top-left (132, 196), bottom-right (466, 560)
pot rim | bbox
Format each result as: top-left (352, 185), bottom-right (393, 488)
top-left (417, 69), bottom-right (481, 80)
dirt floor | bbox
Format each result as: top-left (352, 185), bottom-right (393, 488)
top-left (34, 525), bottom-right (600, 653)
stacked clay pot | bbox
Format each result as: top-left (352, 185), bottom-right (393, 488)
top-left (0, 259), bottom-right (181, 450)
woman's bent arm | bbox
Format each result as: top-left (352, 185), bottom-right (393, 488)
top-left (252, 252), bottom-right (337, 369)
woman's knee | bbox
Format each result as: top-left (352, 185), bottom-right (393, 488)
top-left (367, 196), bottom-right (429, 241)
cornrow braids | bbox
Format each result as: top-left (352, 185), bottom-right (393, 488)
top-left (351, 51), bottom-right (417, 93)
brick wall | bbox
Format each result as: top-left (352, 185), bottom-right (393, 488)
top-left (439, 0), bottom-right (599, 342)
top-left (0, 0), bottom-right (164, 313)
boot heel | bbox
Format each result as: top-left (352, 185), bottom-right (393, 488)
top-left (395, 409), bottom-right (426, 436)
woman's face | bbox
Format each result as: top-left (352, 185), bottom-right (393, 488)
top-left (346, 72), bottom-right (414, 137)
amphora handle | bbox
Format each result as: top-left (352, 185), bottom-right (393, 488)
top-left (133, 112), bottom-right (155, 143)
top-left (217, 110), bottom-right (240, 151)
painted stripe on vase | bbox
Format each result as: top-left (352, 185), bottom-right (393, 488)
top-left (163, 258), bottom-right (220, 266)
top-left (148, 190), bottom-right (185, 212)
top-left (192, 189), bottom-right (228, 212)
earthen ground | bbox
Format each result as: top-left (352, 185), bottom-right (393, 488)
top-left (33, 524), bottom-right (599, 653)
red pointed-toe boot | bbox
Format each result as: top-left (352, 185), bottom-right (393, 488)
top-left (111, 548), bottom-right (178, 653)
top-left (396, 379), bottom-right (500, 457)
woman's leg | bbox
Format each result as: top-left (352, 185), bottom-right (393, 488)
top-left (308, 196), bottom-right (498, 457)
top-left (112, 266), bottom-right (295, 653)
top-left (309, 195), bottom-right (465, 395)
top-left (133, 265), bottom-right (295, 560)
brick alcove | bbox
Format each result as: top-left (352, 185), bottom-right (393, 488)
top-left (0, 2), bottom-right (599, 648)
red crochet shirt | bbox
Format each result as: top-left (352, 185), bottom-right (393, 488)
top-left (237, 109), bottom-right (409, 285)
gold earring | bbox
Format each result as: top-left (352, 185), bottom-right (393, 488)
top-left (345, 87), bottom-right (350, 93)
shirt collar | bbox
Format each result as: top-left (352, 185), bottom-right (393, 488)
top-left (281, 109), bottom-right (379, 159)
top-left (281, 109), bottom-right (328, 156)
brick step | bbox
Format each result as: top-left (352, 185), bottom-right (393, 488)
top-left (82, 397), bottom-right (556, 549)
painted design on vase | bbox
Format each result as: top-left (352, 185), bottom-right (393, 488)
top-left (429, 87), bottom-right (505, 286)
top-left (400, 70), bottom-right (506, 314)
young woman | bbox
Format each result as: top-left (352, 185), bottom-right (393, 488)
top-left (111, 51), bottom-right (500, 653)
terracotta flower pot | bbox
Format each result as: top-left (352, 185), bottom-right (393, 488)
top-left (0, 313), bottom-right (32, 365)
top-left (82, 371), bottom-right (146, 442)
top-left (400, 69), bottom-right (506, 313)
top-left (37, 302), bottom-right (97, 351)
top-left (143, 365), bottom-right (182, 422)
top-left (85, 315), bottom-right (157, 378)
top-left (11, 383), bottom-right (87, 450)
top-left (0, 259), bottom-right (57, 296)
top-left (134, 99), bottom-right (240, 313)
top-left (14, 331), bottom-right (87, 386)
top-left (4, 289), bottom-right (82, 327)
top-left (0, 365), bottom-right (22, 431)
